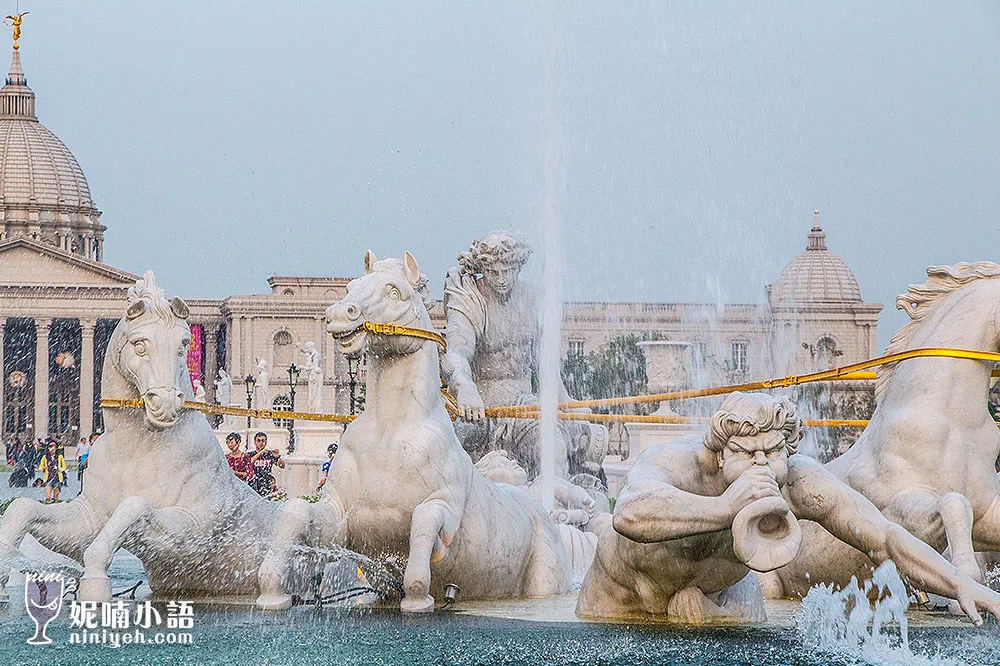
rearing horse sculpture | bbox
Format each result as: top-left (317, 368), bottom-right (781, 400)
top-left (0, 272), bottom-right (310, 602)
top-left (256, 252), bottom-right (596, 611)
top-left (767, 261), bottom-right (1000, 598)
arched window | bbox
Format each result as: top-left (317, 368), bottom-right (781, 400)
top-left (272, 330), bottom-right (294, 367)
top-left (816, 336), bottom-right (840, 368)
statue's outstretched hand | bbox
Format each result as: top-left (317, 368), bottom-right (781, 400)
top-left (457, 387), bottom-right (486, 422)
top-left (955, 577), bottom-right (1000, 627)
top-left (721, 466), bottom-right (782, 519)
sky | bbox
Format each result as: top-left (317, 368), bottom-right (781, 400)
top-left (11, 1), bottom-right (1000, 350)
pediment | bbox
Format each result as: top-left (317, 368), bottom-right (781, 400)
top-left (0, 238), bottom-right (137, 287)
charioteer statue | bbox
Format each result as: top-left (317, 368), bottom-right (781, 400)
top-left (442, 231), bottom-right (607, 482)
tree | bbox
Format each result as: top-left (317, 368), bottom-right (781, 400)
top-left (561, 333), bottom-right (663, 416)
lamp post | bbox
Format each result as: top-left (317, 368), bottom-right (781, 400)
top-left (244, 374), bottom-right (256, 430)
top-left (286, 363), bottom-right (300, 454)
top-left (347, 356), bottom-right (359, 416)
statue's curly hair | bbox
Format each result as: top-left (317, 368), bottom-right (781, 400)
top-left (703, 392), bottom-right (802, 455)
top-left (457, 231), bottom-right (532, 275)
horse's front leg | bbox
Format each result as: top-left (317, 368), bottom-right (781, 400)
top-left (79, 497), bottom-right (193, 603)
top-left (0, 498), bottom-right (100, 601)
top-left (401, 499), bottom-right (459, 613)
top-left (257, 494), bottom-right (345, 610)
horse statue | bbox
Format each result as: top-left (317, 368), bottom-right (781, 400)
top-left (0, 271), bottom-right (317, 603)
top-left (765, 261), bottom-right (1000, 600)
top-left (255, 251), bottom-right (597, 612)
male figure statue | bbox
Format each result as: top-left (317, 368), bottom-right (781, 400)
top-left (214, 369), bottom-right (233, 407)
top-left (443, 231), bottom-right (604, 480)
top-left (253, 358), bottom-right (270, 412)
top-left (214, 369), bottom-right (234, 429)
top-left (299, 341), bottom-right (323, 414)
top-left (576, 392), bottom-right (1000, 626)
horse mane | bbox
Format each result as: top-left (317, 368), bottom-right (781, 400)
top-left (875, 261), bottom-right (1000, 402)
top-left (127, 270), bottom-right (176, 325)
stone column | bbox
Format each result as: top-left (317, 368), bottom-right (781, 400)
top-left (33, 319), bottom-right (50, 439)
top-left (204, 324), bottom-right (219, 403)
top-left (0, 319), bottom-right (6, 437)
top-left (79, 319), bottom-right (95, 439)
top-left (229, 316), bottom-right (242, 379)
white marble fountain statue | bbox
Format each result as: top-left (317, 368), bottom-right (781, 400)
top-left (762, 262), bottom-right (1000, 608)
top-left (442, 231), bottom-right (609, 483)
top-left (0, 272), bottom-right (327, 604)
top-left (3, 258), bottom-right (1000, 637)
top-left (254, 251), bottom-right (599, 611)
top-left (576, 391), bottom-right (1000, 625)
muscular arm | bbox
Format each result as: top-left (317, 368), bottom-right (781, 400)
top-left (787, 455), bottom-right (1000, 624)
top-left (612, 459), bottom-right (732, 543)
top-left (444, 313), bottom-right (487, 420)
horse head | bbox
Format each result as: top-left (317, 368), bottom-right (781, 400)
top-left (108, 270), bottom-right (192, 430)
top-left (325, 251), bottom-right (434, 358)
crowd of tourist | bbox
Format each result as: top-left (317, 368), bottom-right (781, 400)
top-left (5, 431), bottom-right (99, 501)
top-left (224, 432), bottom-right (287, 498)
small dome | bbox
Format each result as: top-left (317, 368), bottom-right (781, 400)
top-left (769, 213), bottom-right (862, 304)
top-left (0, 49), bottom-right (104, 261)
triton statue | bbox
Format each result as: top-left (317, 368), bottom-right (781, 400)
top-left (576, 391), bottom-right (1000, 626)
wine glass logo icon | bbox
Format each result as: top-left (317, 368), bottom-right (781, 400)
top-left (25, 573), bottom-right (65, 645)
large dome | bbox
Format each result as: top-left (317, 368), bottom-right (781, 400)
top-left (769, 214), bottom-right (862, 304)
top-left (0, 49), bottom-right (104, 261)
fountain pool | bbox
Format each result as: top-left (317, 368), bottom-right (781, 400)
top-left (0, 549), bottom-right (996, 666)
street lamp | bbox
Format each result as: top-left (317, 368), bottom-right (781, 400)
top-left (347, 356), bottom-right (359, 416)
top-left (286, 363), bottom-right (300, 454)
top-left (244, 374), bottom-right (256, 430)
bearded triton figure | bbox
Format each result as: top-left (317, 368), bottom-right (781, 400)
top-left (575, 392), bottom-right (1000, 626)
top-left (443, 231), bottom-right (606, 480)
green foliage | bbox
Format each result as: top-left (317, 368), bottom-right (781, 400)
top-left (561, 332), bottom-right (664, 415)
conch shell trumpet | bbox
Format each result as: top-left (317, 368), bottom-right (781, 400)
top-left (731, 495), bottom-right (802, 573)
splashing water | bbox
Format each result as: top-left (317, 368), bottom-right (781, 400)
top-left (535, 1), bottom-right (567, 512)
top-left (797, 561), bottom-right (966, 666)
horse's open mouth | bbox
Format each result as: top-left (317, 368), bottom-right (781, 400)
top-left (331, 325), bottom-right (365, 354)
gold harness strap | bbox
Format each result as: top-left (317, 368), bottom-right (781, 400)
top-left (361, 320), bottom-right (447, 351)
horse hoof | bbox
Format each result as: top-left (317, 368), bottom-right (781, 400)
top-left (256, 593), bottom-right (293, 610)
top-left (400, 594), bottom-right (434, 613)
top-left (79, 575), bottom-right (112, 603)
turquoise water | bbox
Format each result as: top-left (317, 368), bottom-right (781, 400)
top-left (2, 602), bottom-right (999, 666)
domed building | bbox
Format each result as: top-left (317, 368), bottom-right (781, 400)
top-left (0, 37), bottom-right (346, 450)
top-left (769, 217), bottom-right (862, 305)
top-left (0, 48), bottom-right (104, 259)
top-left (765, 211), bottom-right (881, 376)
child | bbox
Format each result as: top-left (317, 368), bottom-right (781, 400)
top-left (316, 443), bottom-right (338, 493)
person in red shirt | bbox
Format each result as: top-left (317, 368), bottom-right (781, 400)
top-left (249, 432), bottom-right (285, 496)
top-left (224, 432), bottom-right (254, 484)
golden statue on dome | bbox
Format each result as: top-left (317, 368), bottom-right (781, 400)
top-left (4, 11), bottom-right (27, 50)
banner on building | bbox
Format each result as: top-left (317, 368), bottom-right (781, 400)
top-left (186, 325), bottom-right (203, 388)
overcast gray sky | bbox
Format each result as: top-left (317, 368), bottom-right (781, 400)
top-left (17, 1), bottom-right (1000, 349)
